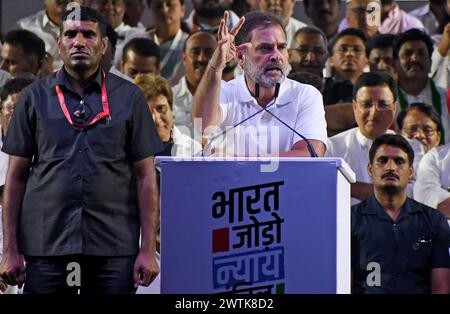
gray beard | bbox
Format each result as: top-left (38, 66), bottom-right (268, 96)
top-left (242, 54), bottom-right (287, 88)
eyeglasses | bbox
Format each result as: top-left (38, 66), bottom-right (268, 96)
top-left (335, 45), bottom-right (365, 56)
top-left (402, 125), bottom-right (437, 136)
top-left (356, 100), bottom-right (394, 111)
top-left (290, 48), bottom-right (326, 58)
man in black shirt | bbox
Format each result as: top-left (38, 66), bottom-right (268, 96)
top-left (0, 5), bottom-right (162, 294)
top-left (352, 134), bottom-right (450, 293)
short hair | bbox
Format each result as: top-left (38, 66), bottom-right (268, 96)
top-left (146, 0), bottom-right (184, 7)
top-left (288, 71), bottom-right (324, 92)
top-left (0, 73), bottom-right (36, 101)
top-left (4, 30), bottom-right (46, 62)
top-left (396, 102), bottom-right (443, 134)
top-left (329, 28), bottom-right (367, 55)
top-left (122, 37), bottom-right (161, 64)
top-left (369, 134), bottom-right (414, 165)
top-left (293, 26), bottom-right (328, 50)
top-left (60, 5), bottom-right (107, 37)
top-left (366, 33), bottom-right (395, 55)
top-left (134, 74), bottom-right (173, 110)
top-left (235, 11), bottom-right (285, 46)
top-left (183, 30), bottom-right (217, 52)
top-left (353, 72), bottom-right (397, 101)
top-left (393, 28), bottom-right (433, 60)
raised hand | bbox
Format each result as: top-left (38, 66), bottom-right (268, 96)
top-left (209, 11), bottom-right (248, 72)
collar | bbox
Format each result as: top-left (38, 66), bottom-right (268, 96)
top-left (355, 128), bottom-right (373, 150)
top-left (399, 79), bottom-right (431, 99)
top-left (115, 22), bottom-right (129, 33)
top-left (235, 74), bottom-right (292, 107)
top-left (176, 76), bottom-right (191, 98)
top-left (43, 11), bottom-right (59, 30)
top-left (51, 66), bottom-right (103, 90)
top-left (355, 128), bottom-right (396, 149)
top-left (361, 194), bottom-right (423, 218)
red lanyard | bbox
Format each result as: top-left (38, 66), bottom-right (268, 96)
top-left (55, 69), bottom-right (111, 129)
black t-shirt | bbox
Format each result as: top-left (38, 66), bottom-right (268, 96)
top-left (352, 194), bottom-right (450, 294)
top-left (2, 68), bottom-right (163, 256)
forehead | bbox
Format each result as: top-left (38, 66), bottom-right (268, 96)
top-left (295, 32), bottom-right (325, 46)
top-left (150, 94), bottom-right (169, 105)
top-left (335, 35), bottom-right (365, 47)
top-left (261, 0), bottom-right (295, 6)
top-left (2, 43), bottom-right (25, 55)
top-left (126, 51), bottom-right (158, 64)
top-left (374, 144), bottom-right (408, 159)
top-left (186, 33), bottom-right (217, 49)
top-left (404, 109), bottom-right (434, 124)
top-left (400, 40), bottom-right (428, 51)
top-left (356, 85), bottom-right (393, 99)
top-left (62, 20), bottom-right (100, 32)
top-left (369, 47), bottom-right (393, 58)
top-left (249, 25), bottom-right (286, 44)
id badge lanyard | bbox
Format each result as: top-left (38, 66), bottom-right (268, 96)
top-left (55, 69), bottom-right (111, 128)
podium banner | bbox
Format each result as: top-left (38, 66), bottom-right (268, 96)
top-left (158, 158), bottom-right (354, 294)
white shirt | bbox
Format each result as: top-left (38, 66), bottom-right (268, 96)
top-left (16, 10), bottom-right (62, 70)
top-left (109, 66), bottom-right (133, 82)
top-left (431, 48), bottom-right (449, 90)
top-left (0, 131), bottom-right (8, 187)
top-left (285, 17), bottom-right (307, 48)
top-left (414, 143), bottom-right (450, 209)
top-left (171, 125), bottom-right (202, 158)
top-left (207, 75), bottom-right (327, 156)
top-left (400, 81), bottom-right (450, 144)
top-left (326, 127), bottom-right (396, 205)
top-left (409, 4), bottom-right (439, 36)
top-left (185, 10), bottom-right (240, 33)
top-left (113, 22), bottom-right (148, 68)
top-left (172, 76), bottom-right (194, 135)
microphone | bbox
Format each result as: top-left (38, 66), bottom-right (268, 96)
top-left (257, 83), bottom-right (317, 157)
top-left (254, 83), bottom-right (280, 99)
top-left (203, 82), bottom-right (318, 158)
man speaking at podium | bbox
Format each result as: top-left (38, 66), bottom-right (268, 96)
top-left (192, 11), bottom-right (327, 158)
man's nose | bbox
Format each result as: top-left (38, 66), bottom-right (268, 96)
top-left (414, 128), bottom-right (426, 140)
top-left (377, 59), bottom-right (388, 71)
top-left (386, 159), bottom-right (396, 171)
top-left (197, 50), bottom-right (209, 62)
top-left (73, 32), bottom-right (86, 46)
top-left (270, 49), bottom-right (283, 62)
top-left (410, 52), bottom-right (421, 62)
top-left (304, 51), bottom-right (315, 62)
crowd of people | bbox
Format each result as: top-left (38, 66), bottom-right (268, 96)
top-left (0, 0), bottom-right (449, 294)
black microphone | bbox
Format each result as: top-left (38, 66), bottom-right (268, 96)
top-left (203, 82), bottom-right (318, 157)
top-left (246, 83), bottom-right (318, 157)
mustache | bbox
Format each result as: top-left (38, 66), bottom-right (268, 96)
top-left (299, 61), bottom-right (319, 68)
top-left (193, 61), bottom-right (208, 69)
top-left (407, 62), bottom-right (423, 69)
top-left (319, 10), bottom-right (333, 15)
top-left (264, 61), bottom-right (284, 71)
top-left (381, 172), bottom-right (399, 180)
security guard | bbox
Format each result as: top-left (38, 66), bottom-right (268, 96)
top-left (352, 134), bottom-right (450, 293)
